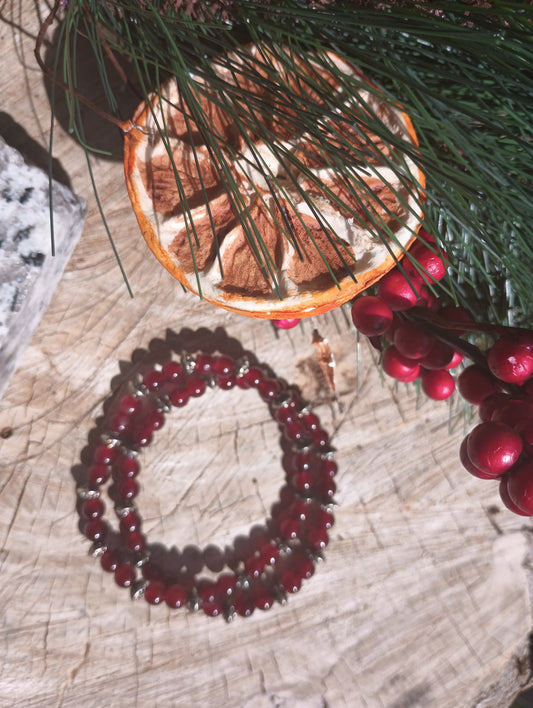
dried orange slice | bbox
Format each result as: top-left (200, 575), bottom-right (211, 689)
top-left (124, 47), bottom-right (425, 319)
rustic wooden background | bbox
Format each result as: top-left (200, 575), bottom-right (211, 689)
top-left (1, 2), bottom-right (532, 707)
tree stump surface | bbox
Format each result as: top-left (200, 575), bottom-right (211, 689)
top-left (1, 4), bottom-right (532, 707)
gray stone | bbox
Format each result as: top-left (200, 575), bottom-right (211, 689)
top-left (0, 135), bottom-right (86, 398)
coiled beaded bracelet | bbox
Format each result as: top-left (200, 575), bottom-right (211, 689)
top-left (77, 352), bottom-right (337, 621)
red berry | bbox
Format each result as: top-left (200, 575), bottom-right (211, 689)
top-left (459, 436), bottom-right (494, 479)
top-left (466, 421), bottom-right (523, 477)
top-left (421, 369), bottom-right (455, 400)
top-left (376, 269), bottom-right (424, 311)
top-left (491, 399), bottom-right (533, 428)
top-left (393, 322), bottom-right (434, 360)
top-left (499, 475), bottom-right (531, 516)
top-left (381, 346), bottom-right (420, 381)
top-left (487, 336), bottom-right (533, 385)
top-left (350, 296), bottom-right (394, 336)
top-left (516, 419), bottom-right (533, 456)
top-left (444, 351), bottom-right (464, 370)
top-left (456, 365), bottom-right (500, 406)
top-left (273, 318), bottom-right (300, 330)
top-left (506, 460), bottom-right (533, 515)
top-left (419, 339), bottom-right (455, 370)
top-left (406, 242), bottom-right (448, 284)
top-left (478, 392), bottom-right (516, 422)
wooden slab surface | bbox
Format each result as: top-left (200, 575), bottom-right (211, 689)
top-left (1, 3), bottom-right (532, 707)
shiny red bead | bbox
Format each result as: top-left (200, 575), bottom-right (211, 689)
top-left (116, 478), bottom-right (140, 503)
top-left (114, 564), bottom-right (136, 588)
top-left (258, 378), bottom-right (282, 400)
top-left (194, 354), bottom-right (214, 375)
top-left (288, 500), bottom-right (310, 521)
top-left (126, 531), bottom-right (145, 554)
top-left (291, 450), bottom-right (313, 473)
top-left (81, 497), bottom-right (105, 519)
top-left (319, 457), bottom-right (338, 478)
top-left (142, 369), bottom-right (165, 391)
top-left (212, 355), bottom-right (235, 377)
top-left (144, 409), bottom-right (165, 432)
top-left (311, 428), bottom-right (329, 449)
top-left (313, 508), bottom-right (334, 530)
top-left (295, 556), bottom-right (315, 581)
top-left (291, 471), bottom-right (314, 494)
top-left (84, 518), bottom-right (108, 542)
top-left (279, 517), bottom-right (301, 540)
top-left (233, 590), bottom-right (255, 617)
top-left (93, 444), bottom-right (119, 466)
top-left (119, 394), bottom-right (143, 416)
top-left (244, 555), bottom-right (265, 579)
top-left (315, 476), bottom-right (336, 501)
top-left (421, 369), bottom-right (455, 401)
top-left (165, 584), bottom-right (188, 608)
top-left (202, 599), bottom-right (224, 617)
top-left (108, 413), bottom-right (132, 436)
top-left (216, 574), bottom-right (236, 597)
top-left (275, 404), bottom-right (296, 425)
top-left (168, 385), bottom-right (189, 407)
top-left (259, 543), bottom-right (280, 567)
top-left (185, 374), bottom-right (207, 398)
top-left (217, 375), bottom-right (236, 390)
top-left (120, 511), bottom-right (142, 534)
top-left (467, 422), bottom-right (523, 477)
top-left (161, 360), bottom-right (184, 382)
top-left (284, 420), bottom-right (309, 444)
top-left (100, 549), bottom-right (120, 573)
top-left (254, 591), bottom-right (275, 611)
top-left (144, 581), bottom-right (167, 605)
top-left (279, 569), bottom-right (301, 594)
top-left (244, 366), bottom-right (265, 387)
top-left (306, 526), bottom-right (329, 551)
top-left (129, 425), bottom-right (153, 448)
top-left (115, 455), bottom-right (139, 479)
top-left (301, 411), bottom-right (320, 431)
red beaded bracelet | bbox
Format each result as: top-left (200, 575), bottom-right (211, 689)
top-left (78, 351), bottom-right (337, 620)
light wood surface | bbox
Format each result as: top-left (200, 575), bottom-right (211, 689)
top-left (1, 3), bottom-right (532, 707)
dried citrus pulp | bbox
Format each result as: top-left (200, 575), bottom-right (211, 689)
top-left (124, 46), bottom-right (425, 319)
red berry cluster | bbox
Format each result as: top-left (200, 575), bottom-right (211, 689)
top-left (351, 231), bottom-right (463, 401)
top-left (350, 229), bottom-right (533, 518)
top-left (458, 335), bottom-right (533, 516)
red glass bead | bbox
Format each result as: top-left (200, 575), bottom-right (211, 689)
top-left (216, 574), bottom-right (236, 597)
top-left (306, 526), bottom-right (329, 551)
top-left (161, 360), bottom-right (184, 382)
top-left (259, 543), bottom-right (280, 567)
top-left (313, 508), bottom-right (334, 530)
top-left (253, 591), bottom-right (275, 611)
top-left (279, 569), bottom-right (301, 594)
top-left (291, 450), bottom-right (313, 473)
top-left (114, 564), bottom-right (136, 588)
top-left (168, 385), bottom-right (189, 408)
top-left (100, 549), bottom-right (120, 573)
top-left (165, 584), bottom-right (188, 608)
top-left (108, 413), bottom-right (131, 436)
top-left (126, 531), bottom-right (146, 554)
top-left (258, 378), bottom-right (282, 401)
top-left (119, 394), bottom-right (143, 416)
top-left (116, 478), bottom-right (140, 503)
top-left (142, 369), bottom-right (165, 391)
top-left (315, 476), bottom-right (336, 501)
top-left (235, 375), bottom-right (250, 389)
top-left (294, 553), bottom-right (315, 580)
top-left (311, 428), bottom-right (329, 449)
top-left (115, 455), bottom-right (139, 479)
top-left (301, 412), bottom-right (320, 433)
top-left (144, 409), bottom-right (165, 432)
top-left (244, 555), bottom-right (265, 579)
top-left (351, 295), bottom-right (394, 336)
top-left (319, 457), bottom-right (338, 478)
top-left (144, 581), bottom-right (166, 605)
top-left (279, 517), bottom-right (301, 540)
top-left (84, 518), bottom-right (108, 542)
top-left (288, 500), bottom-right (310, 521)
top-left (212, 355), bottom-right (235, 377)
top-left (291, 471), bottom-right (314, 494)
top-left (120, 511), bottom-right (142, 534)
top-left (202, 599), bottom-right (224, 617)
top-left (217, 375), bottom-right (236, 390)
top-left (194, 354), bottom-right (214, 375)
top-left (233, 590), bottom-right (255, 617)
top-left (185, 374), bottom-right (207, 398)
top-left (275, 404), bottom-right (297, 425)
top-left (284, 420), bottom-right (309, 444)
top-left (81, 497), bottom-right (105, 519)
top-left (244, 366), bottom-right (265, 387)
top-left (141, 561), bottom-right (163, 581)
top-left (93, 444), bottom-right (119, 466)
top-left (129, 425), bottom-right (153, 448)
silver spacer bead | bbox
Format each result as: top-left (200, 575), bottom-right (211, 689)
top-left (88, 540), bottom-right (108, 557)
top-left (187, 588), bottom-right (201, 612)
top-left (319, 450), bottom-right (336, 461)
top-left (114, 504), bottom-right (136, 518)
top-left (100, 434), bottom-right (121, 448)
top-left (223, 605), bottom-right (237, 623)
top-left (206, 375), bottom-right (218, 389)
top-left (181, 352), bottom-right (197, 374)
top-left (235, 356), bottom-right (250, 378)
top-left (154, 396), bottom-right (171, 413)
top-left (77, 486), bottom-right (100, 500)
top-left (134, 550), bottom-right (151, 567)
top-left (127, 374), bottom-right (148, 397)
top-left (274, 586), bottom-right (288, 605)
top-left (298, 405), bottom-right (313, 418)
top-left (130, 579), bottom-right (148, 600)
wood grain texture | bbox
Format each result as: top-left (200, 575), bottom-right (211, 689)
top-left (1, 3), bottom-right (532, 707)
